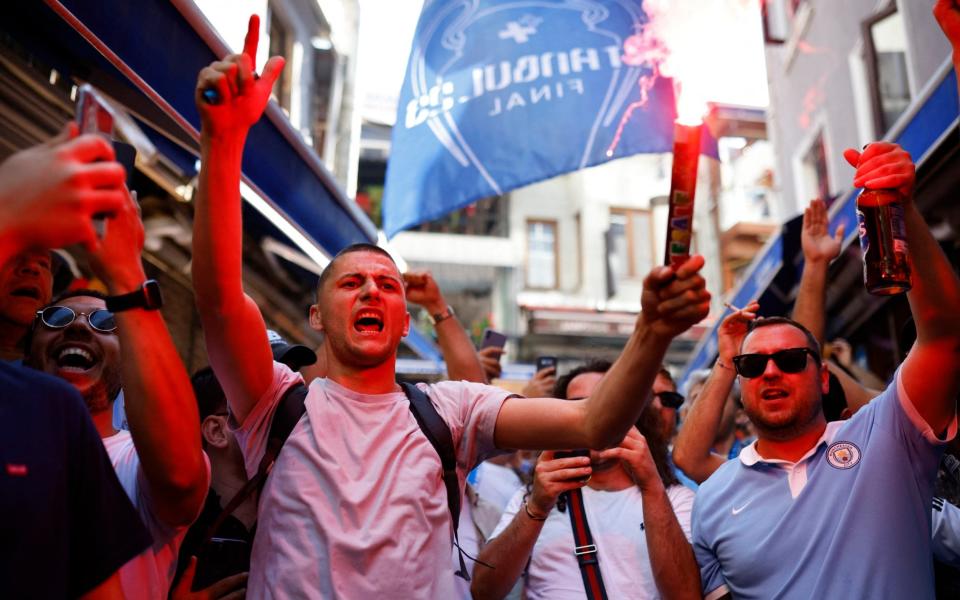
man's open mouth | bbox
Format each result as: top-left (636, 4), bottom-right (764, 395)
top-left (10, 286), bottom-right (41, 300)
top-left (56, 346), bottom-right (97, 372)
top-left (761, 389), bottom-right (789, 400)
top-left (354, 310), bottom-right (384, 333)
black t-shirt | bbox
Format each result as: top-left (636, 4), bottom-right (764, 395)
top-left (0, 361), bottom-right (152, 597)
top-left (174, 489), bottom-right (253, 590)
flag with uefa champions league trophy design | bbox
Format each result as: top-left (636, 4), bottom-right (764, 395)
top-left (382, 0), bottom-right (719, 237)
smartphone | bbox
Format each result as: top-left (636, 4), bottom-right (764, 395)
top-left (535, 356), bottom-right (557, 372)
top-left (76, 85), bottom-right (137, 234)
top-left (555, 449), bottom-right (591, 482)
top-left (193, 537), bottom-right (250, 589)
top-left (480, 328), bottom-right (507, 351)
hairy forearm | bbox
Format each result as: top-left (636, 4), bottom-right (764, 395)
top-left (583, 322), bottom-right (670, 448)
top-left (672, 362), bottom-right (734, 483)
top-left (434, 317), bottom-right (486, 383)
top-left (792, 258), bottom-right (829, 345)
top-left (641, 483), bottom-right (700, 600)
top-left (904, 203), bottom-right (960, 340)
top-left (117, 311), bottom-right (207, 526)
top-left (472, 510), bottom-right (543, 600)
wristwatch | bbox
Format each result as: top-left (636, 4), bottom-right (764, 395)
top-left (105, 279), bottom-right (164, 312)
top-left (429, 305), bottom-right (455, 325)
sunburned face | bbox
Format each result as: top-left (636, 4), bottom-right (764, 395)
top-left (312, 251), bottom-right (410, 368)
top-left (0, 250), bottom-right (53, 328)
top-left (738, 324), bottom-right (828, 441)
top-left (28, 295), bottom-right (122, 414)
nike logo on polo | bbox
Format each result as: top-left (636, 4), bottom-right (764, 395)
top-left (731, 500), bottom-right (752, 515)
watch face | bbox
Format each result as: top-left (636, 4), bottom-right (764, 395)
top-left (143, 280), bottom-right (163, 310)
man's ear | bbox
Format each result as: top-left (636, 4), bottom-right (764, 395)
top-left (820, 362), bottom-right (830, 394)
top-left (308, 303), bottom-right (323, 331)
top-left (402, 311), bottom-right (410, 337)
top-left (201, 415), bottom-right (229, 449)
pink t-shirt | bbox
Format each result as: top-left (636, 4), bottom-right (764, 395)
top-left (234, 362), bottom-right (511, 598)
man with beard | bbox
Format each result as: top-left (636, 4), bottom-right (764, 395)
top-left (27, 187), bottom-right (209, 599)
top-left (472, 360), bottom-right (699, 599)
top-left (191, 16), bottom-right (711, 597)
top-left (692, 142), bottom-right (960, 599)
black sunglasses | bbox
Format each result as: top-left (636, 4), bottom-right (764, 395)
top-left (36, 306), bottom-right (117, 333)
top-left (732, 348), bottom-right (820, 379)
top-left (655, 390), bottom-right (685, 409)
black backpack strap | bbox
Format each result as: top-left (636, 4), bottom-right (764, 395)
top-left (204, 382), bottom-right (308, 543)
top-left (399, 381), bottom-right (482, 581)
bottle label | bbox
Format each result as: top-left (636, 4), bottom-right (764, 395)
top-left (889, 202), bottom-right (907, 254)
top-left (856, 209), bottom-right (869, 254)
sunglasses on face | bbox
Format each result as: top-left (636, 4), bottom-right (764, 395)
top-left (36, 306), bottom-right (117, 333)
top-left (655, 390), bottom-right (685, 409)
top-left (732, 348), bottom-right (820, 379)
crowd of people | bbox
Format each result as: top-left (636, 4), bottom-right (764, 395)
top-left (2, 2), bottom-right (960, 599)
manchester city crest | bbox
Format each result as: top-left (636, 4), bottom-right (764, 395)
top-left (826, 441), bottom-right (862, 469)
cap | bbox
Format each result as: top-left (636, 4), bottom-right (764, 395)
top-left (267, 329), bottom-right (317, 371)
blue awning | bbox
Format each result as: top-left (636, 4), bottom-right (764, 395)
top-left (679, 65), bottom-right (959, 389)
top-left (3, 0), bottom-right (442, 362)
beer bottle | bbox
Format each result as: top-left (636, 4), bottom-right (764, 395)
top-left (856, 188), bottom-right (911, 295)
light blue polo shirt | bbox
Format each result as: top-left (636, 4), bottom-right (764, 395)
top-left (692, 369), bottom-right (957, 600)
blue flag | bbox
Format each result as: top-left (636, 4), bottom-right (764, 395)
top-left (383, 0), bottom-right (718, 237)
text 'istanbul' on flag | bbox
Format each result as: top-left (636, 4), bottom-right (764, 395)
top-left (382, 0), bottom-right (718, 237)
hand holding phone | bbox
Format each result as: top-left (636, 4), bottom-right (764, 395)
top-left (480, 328), bottom-right (507, 351)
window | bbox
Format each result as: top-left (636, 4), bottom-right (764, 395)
top-left (800, 132), bottom-right (830, 205)
top-left (268, 6), bottom-right (292, 111)
top-left (863, 5), bottom-right (911, 135)
top-left (608, 209), bottom-right (654, 281)
top-left (762, 0), bottom-right (808, 44)
top-left (526, 220), bottom-right (557, 289)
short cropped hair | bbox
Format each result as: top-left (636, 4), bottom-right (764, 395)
top-left (741, 316), bottom-right (821, 356)
top-left (191, 367), bottom-right (227, 422)
top-left (315, 243), bottom-right (398, 302)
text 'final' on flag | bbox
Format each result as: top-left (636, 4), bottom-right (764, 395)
top-left (382, 0), bottom-right (719, 238)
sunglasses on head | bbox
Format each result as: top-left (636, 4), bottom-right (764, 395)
top-left (655, 390), bottom-right (685, 409)
top-left (36, 306), bottom-right (117, 333)
top-left (732, 348), bottom-right (820, 379)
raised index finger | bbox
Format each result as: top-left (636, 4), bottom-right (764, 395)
top-left (243, 15), bottom-right (260, 63)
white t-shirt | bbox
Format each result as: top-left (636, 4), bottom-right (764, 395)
top-left (472, 461), bottom-right (523, 512)
top-left (234, 363), bottom-right (511, 599)
top-left (491, 484), bottom-right (695, 600)
top-left (103, 430), bottom-right (191, 600)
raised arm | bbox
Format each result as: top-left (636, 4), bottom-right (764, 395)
top-left (494, 256), bottom-right (710, 450)
top-left (673, 302), bottom-right (758, 484)
top-left (844, 143), bottom-right (960, 433)
top-left (792, 198), bottom-right (844, 345)
top-left (193, 15), bottom-right (286, 423)
top-left (403, 271), bottom-right (485, 383)
top-left (0, 123), bottom-right (127, 264)
top-left (934, 0), bottom-right (960, 101)
top-left (88, 194), bottom-right (207, 527)
top-left (471, 451), bottom-right (592, 600)
top-left (602, 430), bottom-right (700, 600)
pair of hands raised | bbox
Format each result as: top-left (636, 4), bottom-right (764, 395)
top-left (527, 429), bottom-right (660, 516)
